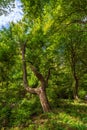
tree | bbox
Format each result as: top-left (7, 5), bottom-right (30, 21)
top-left (21, 43), bottom-right (51, 112)
top-left (11, 18), bottom-right (53, 112)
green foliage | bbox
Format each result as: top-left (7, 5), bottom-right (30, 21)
top-left (5, 100), bottom-right (87, 130)
top-left (0, 0), bottom-right (87, 129)
top-left (79, 89), bottom-right (86, 99)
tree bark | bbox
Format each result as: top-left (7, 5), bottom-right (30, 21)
top-left (38, 87), bottom-right (51, 112)
top-left (21, 43), bottom-right (51, 112)
top-left (73, 72), bottom-right (79, 100)
top-left (30, 64), bottom-right (51, 112)
top-left (70, 45), bottom-right (79, 100)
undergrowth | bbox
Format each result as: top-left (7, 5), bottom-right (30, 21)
top-left (1, 99), bottom-right (87, 130)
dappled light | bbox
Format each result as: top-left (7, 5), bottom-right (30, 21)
top-left (0, 0), bottom-right (87, 129)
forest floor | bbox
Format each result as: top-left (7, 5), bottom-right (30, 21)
top-left (2, 99), bottom-right (87, 130)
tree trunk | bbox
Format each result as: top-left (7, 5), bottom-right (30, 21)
top-left (70, 45), bottom-right (79, 100)
top-left (30, 65), bottom-right (51, 112)
top-left (74, 75), bottom-right (79, 100)
top-left (38, 87), bottom-right (51, 112)
top-left (21, 43), bottom-right (51, 113)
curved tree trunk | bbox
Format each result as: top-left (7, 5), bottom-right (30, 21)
top-left (21, 43), bottom-right (51, 112)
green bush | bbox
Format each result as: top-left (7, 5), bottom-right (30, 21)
top-left (9, 96), bottom-right (42, 127)
top-left (79, 89), bottom-right (86, 99)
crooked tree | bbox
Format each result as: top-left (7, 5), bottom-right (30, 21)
top-left (21, 43), bottom-right (51, 112)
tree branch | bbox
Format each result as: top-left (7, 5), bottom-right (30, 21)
top-left (21, 43), bottom-right (39, 94)
top-left (30, 64), bottom-right (46, 89)
top-left (25, 87), bottom-right (40, 95)
top-left (73, 19), bottom-right (87, 24)
top-left (21, 43), bottom-right (28, 88)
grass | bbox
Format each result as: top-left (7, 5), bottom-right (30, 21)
top-left (1, 99), bottom-right (87, 130)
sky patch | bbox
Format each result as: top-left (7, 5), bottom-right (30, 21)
top-left (0, 0), bottom-right (23, 30)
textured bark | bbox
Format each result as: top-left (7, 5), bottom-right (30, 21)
top-left (21, 43), bottom-right (51, 112)
top-left (30, 65), bottom-right (51, 112)
top-left (38, 87), bottom-right (51, 112)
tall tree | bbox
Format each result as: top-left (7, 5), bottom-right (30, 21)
top-left (11, 18), bottom-right (52, 112)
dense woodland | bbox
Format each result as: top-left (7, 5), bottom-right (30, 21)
top-left (0, 0), bottom-right (87, 129)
